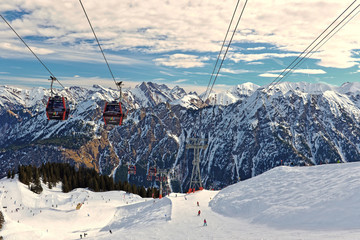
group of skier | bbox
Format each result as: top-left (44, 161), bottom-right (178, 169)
top-left (196, 201), bottom-right (207, 226)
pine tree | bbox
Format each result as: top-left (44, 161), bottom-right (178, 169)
top-left (138, 186), bottom-right (146, 198)
top-left (0, 211), bottom-right (4, 230)
top-left (42, 174), bottom-right (48, 184)
top-left (100, 177), bottom-right (106, 191)
top-left (19, 166), bottom-right (28, 185)
top-left (93, 178), bottom-right (100, 192)
top-left (131, 184), bottom-right (138, 195)
top-left (146, 187), bottom-right (152, 198)
top-left (30, 168), bottom-right (43, 194)
top-left (62, 176), bottom-right (70, 193)
top-left (25, 166), bottom-right (33, 183)
top-left (107, 177), bottom-right (115, 191)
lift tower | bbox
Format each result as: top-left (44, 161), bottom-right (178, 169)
top-left (186, 138), bottom-right (208, 192)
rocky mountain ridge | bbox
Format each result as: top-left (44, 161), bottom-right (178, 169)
top-left (1, 81), bottom-right (360, 191)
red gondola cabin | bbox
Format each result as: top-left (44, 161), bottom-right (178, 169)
top-left (103, 101), bottom-right (125, 125)
top-left (46, 96), bottom-right (70, 120)
top-left (146, 167), bottom-right (157, 181)
top-left (128, 165), bottom-right (136, 175)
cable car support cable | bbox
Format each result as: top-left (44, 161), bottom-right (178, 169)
top-left (267, 0), bottom-right (359, 91)
top-left (203, 0), bottom-right (242, 101)
top-left (79, 0), bottom-right (118, 87)
top-left (205, 0), bottom-right (249, 102)
top-left (1, 14), bottom-right (99, 121)
top-left (236, 0), bottom-right (360, 127)
top-left (273, 4), bottom-right (360, 85)
top-left (0, 14), bottom-right (65, 90)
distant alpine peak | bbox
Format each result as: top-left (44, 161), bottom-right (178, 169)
top-left (264, 82), bottom-right (334, 95)
top-left (2, 81), bottom-right (360, 111)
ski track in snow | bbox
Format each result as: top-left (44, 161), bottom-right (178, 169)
top-left (2, 163), bottom-right (360, 239)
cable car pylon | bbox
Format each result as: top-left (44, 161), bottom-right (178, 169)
top-left (155, 168), bottom-right (169, 199)
top-left (186, 137), bottom-right (208, 193)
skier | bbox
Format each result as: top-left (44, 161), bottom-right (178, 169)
top-left (197, 201), bottom-right (199, 207)
top-left (203, 219), bottom-right (207, 226)
top-left (109, 229), bottom-right (112, 234)
top-left (198, 210), bottom-right (201, 216)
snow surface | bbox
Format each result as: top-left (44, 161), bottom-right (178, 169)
top-left (2, 163), bottom-right (360, 239)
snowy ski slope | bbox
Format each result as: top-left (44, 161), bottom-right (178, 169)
top-left (2, 162), bottom-right (360, 239)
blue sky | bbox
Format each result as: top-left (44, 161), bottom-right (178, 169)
top-left (0, 0), bottom-right (359, 93)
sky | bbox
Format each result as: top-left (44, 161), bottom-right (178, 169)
top-left (0, 0), bottom-right (360, 93)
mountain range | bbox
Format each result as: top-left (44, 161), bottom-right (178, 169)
top-left (1, 81), bottom-right (360, 191)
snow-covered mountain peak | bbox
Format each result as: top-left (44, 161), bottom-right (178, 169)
top-left (338, 81), bottom-right (360, 94)
top-left (231, 82), bottom-right (260, 96)
top-left (266, 81), bottom-right (334, 95)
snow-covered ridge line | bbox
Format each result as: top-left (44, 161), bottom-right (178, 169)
top-left (2, 81), bottom-right (360, 110)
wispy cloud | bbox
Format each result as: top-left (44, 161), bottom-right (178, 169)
top-left (246, 62), bottom-right (264, 65)
top-left (174, 79), bottom-right (188, 83)
top-left (0, 0), bottom-right (358, 70)
top-left (269, 69), bottom-right (326, 74)
top-left (154, 54), bottom-right (209, 68)
top-left (1, 0), bottom-right (359, 89)
top-left (229, 52), bottom-right (299, 63)
top-left (183, 71), bottom-right (210, 76)
top-left (159, 71), bottom-right (175, 77)
top-left (221, 68), bottom-right (251, 74)
top-left (0, 42), bottom-right (54, 55)
top-left (247, 47), bottom-right (266, 51)
top-left (259, 73), bottom-right (282, 78)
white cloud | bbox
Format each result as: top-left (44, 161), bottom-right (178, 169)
top-left (0, 39), bottom-right (142, 66)
top-left (260, 68), bottom-right (326, 78)
top-left (293, 69), bottom-right (326, 74)
top-left (152, 78), bottom-right (166, 81)
top-left (259, 73), bottom-right (283, 78)
top-left (228, 52), bottom-right (299, 63)
top-left (247, 62), bottom-right (264, 65)
top-left (154, 54), bottom-right (209, 68)
top-left (0, 74), bottom-right (140, 90)
top-left (159, 71), bottom-right (175, 77)
top-left (174, 79), bottom-right (188, 83)
top-left (247, 47), bottom-right (266, 51)
top-left (269, 69), bottom-right (326, 75)
top-left (183, 71), bottom-right (210, 76)
top-left (221, 68), bottom-right (250, 74)
top-left (0, 42), bottom-right (54, 55)
top-left (0, 0), bottom-right (359, 70)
